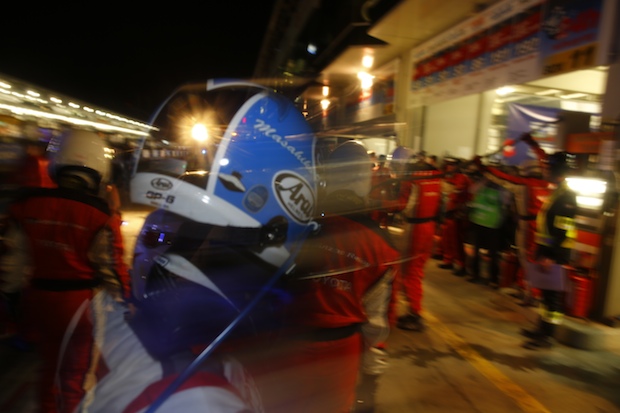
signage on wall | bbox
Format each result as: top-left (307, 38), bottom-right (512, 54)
top-left (344, 73), bottom-right (396, 124)
top-left (409, 0), bottom-right (611, 108)
top-left (410, 0), bottom-right (544, 107)
top-left (504, 103), bottom-right (560, 164)
top-left (539, 0), bottom-right (603, 77)
top-left (565, 131), bottom-right (612, 154)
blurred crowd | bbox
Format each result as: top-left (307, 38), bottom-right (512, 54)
top-left (0, 80), bottom-right (577, 413)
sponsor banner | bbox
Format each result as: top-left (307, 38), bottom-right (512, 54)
top-left (539, 0), bottom-right (604, 77)
top-left (503, 103), bottom-right (560, 165)
top-left (411, 0), bottom-right (544, 106)
top-left (565, 131), bottom-right (613, 154)
top-left (409, 0), bottom-right (612, 107)
top-left (344, 73), bottom-right (396, 124)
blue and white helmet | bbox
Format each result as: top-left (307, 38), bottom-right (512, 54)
top-left (131, 79), bottom-right (318, 268)
top-left (129, 80), bottom-right (318, 358)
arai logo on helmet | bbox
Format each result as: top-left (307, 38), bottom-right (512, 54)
top-left (151, 177), bottom-right (173, 190)
top-left (274, 172), bottom-right (314, 224)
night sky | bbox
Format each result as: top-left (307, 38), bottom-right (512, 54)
top-left (0, 3), bottom-right (277, 122)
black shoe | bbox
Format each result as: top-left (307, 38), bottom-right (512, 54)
top-left (522, 337), bottom-right (553, 350)
top-left (519, 296), bottom-right (538, 307)
top-left (396, 314), bottom-right (409, 323)
top-left (397, 314), bottom-right (425, 332)
top-left (354, 373), bottom-right (379, 413)
top-left (432, 254), bottom-right (443, 260)
top-left (467, 277), bottom-right (485, 284)
top-left (453, 267), bottom-right (468, 276)
top-left (520, 327), bottom-right (543, 339)
top-left (438, 263), bottom-right (453, 270)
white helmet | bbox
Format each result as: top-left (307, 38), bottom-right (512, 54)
top-left (50, 129), bottom-right (110, 193)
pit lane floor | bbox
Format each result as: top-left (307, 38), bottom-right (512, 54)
top-left (1, 208), bottom-right (619, 413)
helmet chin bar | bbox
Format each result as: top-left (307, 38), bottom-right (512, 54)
top-left (204, 215), bottom-right (288, 247)
top-left (142, 220), bottom-right (315, 413)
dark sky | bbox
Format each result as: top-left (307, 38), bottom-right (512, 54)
top-left (0, 3), bottom-right (277, 121)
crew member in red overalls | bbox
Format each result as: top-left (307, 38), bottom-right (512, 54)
top-left (393, 155), bottom-right (442, 332)
top-left (284, 141), bottom-right (400, 413)
top-left (438, 157), bottom-right (471, 276)
top-left (1, 129), bottom-right (131, 413)
top-left (474, 133), bottom-right (552, 304)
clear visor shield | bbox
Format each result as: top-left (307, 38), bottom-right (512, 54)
top-left (130, 80), bottom-right (318, 266)
top-left (131, 83), bottom-right (264, 222)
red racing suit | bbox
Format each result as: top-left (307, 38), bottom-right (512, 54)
top-left (396, 166), bottom-right (442, 315)
top-left (440, 171), bottom-right (471, 268)
top-left (283, 213), bottom-right (400, 413)
top-left (3, 187), bottom-right (131, 413)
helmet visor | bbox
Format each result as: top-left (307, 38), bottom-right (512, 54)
top-left (135, 83), bottom-right (266, 185)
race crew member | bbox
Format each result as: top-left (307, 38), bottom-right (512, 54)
top-left (65, 80), bottom-right (321, 413)
top-left (437, 157), bottom-right (471, 275)
top-left (523, 151), bottom-right (577, 350)
top-left (1, 129), bottom-right (131, 413)
top-left (474, 134), bottom-right (553, 301)
top-left (283, 141), bottom-right (400, 413)
top-left (391, 155), bottom-right (442, 332)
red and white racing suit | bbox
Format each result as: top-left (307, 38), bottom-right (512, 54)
top-left (2, 187), bottom-right (131, 413)
top-left (282, 213), bottom-right (400, 413)
top-left (68, 291), bottom-right (264, 413)
top-left (396, 167), bottom-right (442, 315)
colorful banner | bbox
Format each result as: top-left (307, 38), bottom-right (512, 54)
top-left (409, 0), bottom-right (610, 108)
top-left (539, 0), bottom-right (604, 76)
top-left (565, 131), bottom-right (612, 153)
top-left (410, 0), bottom-right (544, 107)
top-left (503, 103), bottom-right (560, 164)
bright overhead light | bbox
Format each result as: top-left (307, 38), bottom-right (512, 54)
top-left (362, 55), bottom-right (374, 68)
top-left (320, 99), bottom-right (330, 110)
top-left (560, 92), bottom-right (588, 99)
top-left (535, 89), bottom-right (560, 96)
top-left (191, 123), bottom-right (208, 142)
top-left (576, 196), bottom-right (603, 208)
top-left (496, 86), bottom-right (515, 96)
top-left (358, 72), bottom-right (374, 90)
top-left (566, 177), bottom-right (607, 195)
top-left (0, 102), bottom-right (149, 136)
top-left (322, 86), bottom-right (329, 97)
